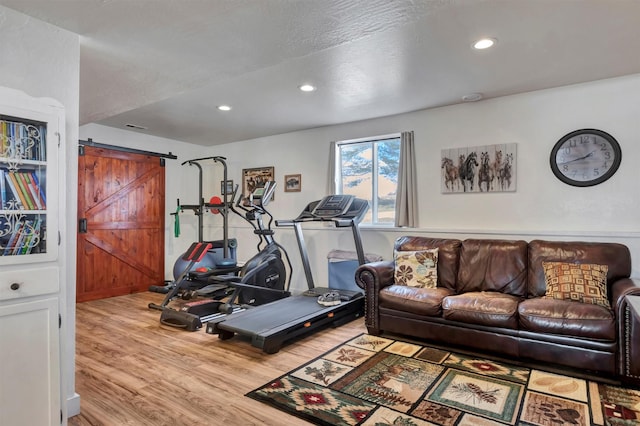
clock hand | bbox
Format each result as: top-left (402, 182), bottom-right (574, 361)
top-left (560, 150), bottom-right (596, 165)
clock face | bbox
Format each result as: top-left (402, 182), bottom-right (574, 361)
top-left (550, 129), bottom-right (621, 187)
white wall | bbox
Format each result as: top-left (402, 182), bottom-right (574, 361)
top-left (83, 73), bottom-right (640, 294)
top-left (0, 4), bottom-right (80, 419)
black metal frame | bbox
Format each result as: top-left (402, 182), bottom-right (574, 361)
top-left (78, 138), bottom-right (177, 160)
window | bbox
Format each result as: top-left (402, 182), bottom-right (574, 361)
top-left (335, 134), bottom-right (401, 226)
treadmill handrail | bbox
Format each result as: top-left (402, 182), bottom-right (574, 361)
top-left (274, 219), bottom-right (294, 227)
top-left (275, 196), bottom-right (369, 291)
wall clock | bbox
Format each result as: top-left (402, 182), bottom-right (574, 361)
top-left (550, 128), bottom-right (621, 187)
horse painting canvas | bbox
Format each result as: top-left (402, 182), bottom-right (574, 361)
top-left (441, 143), bottom-right (516, 193)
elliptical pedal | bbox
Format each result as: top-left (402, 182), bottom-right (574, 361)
top-left (159, 309), bottom-right (202, 331)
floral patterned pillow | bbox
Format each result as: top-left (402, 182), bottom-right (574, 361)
top-left (394, 249), bottom-right (438, 288)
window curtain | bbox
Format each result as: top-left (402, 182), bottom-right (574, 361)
top-left (395, 131), bottom-right (418, 227)
top-left (327, 141), bottom-right (337, 194)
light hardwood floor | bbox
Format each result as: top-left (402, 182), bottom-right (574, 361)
top-left (69, 292), bottom-right (366, 426)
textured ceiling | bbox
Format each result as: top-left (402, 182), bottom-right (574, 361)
top-left (2, 0), bottom-right (640, 146)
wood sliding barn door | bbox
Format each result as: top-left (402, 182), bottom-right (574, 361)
top-left (77, 146), bottom-right (165, 302)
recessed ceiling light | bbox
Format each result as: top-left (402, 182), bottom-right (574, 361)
top-left (217, 105), bottom-right (232, 111)
top-left (473, 38), bottom-right (497, 50)
top-left (462, 93), bottom-right (483, 102)
top-left (299, 84), bottom-right (316, 92)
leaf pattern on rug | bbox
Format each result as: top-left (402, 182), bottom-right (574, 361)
top-left (335, 347), bottom-right (370, 364)
top-left (304, 360), bottom-right (348, 385)
top-left (364, 385), bottom-right (413, 407)
top-left (450, 382), bottom-right (500, 405)
top-left (352, 335), bottom-right (391, 351)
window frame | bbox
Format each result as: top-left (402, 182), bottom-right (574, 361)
top-left (334, 132), bottom-right (401, 227)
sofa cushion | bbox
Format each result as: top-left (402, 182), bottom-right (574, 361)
top-left (457, 239), bottom-right (528, 297)
top-left (442, 291), bottom-right (520, 329)
top-left (394, 237), bottom-right (461, 291)
top-left (379, 285), bottom-right (454, 316)
top-left (518, 298), bottom-right (615, 341)
top-left (542, 262), bottom-right (611, 309)
top-left (394, 249), bottom-right (438, 288)
top-left (528, 240), bottom-right (631, 298)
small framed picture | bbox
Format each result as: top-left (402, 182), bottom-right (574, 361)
top-left (284, 174), bottom-right (302, 192)
top-left (220, 180), bottom-right (234, 195)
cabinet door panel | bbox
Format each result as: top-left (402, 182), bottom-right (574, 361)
top-left (0, 297), bottom-right (60, 426)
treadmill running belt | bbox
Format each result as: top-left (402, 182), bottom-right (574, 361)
top-left (208, 295), bottom-right (364, 353)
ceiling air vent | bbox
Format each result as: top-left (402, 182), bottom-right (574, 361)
top-left (125, 123), bottom-right (148, 130)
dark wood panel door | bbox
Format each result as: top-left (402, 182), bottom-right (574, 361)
top-left (77, 146), bottom-right (165, 302)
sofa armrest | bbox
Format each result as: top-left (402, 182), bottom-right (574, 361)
top-left (355, 260), bottom-right (395, 290)
top-left (612, 278), bottom-right (640, 381)
top-left (355, 260), bottom-right (395, 334)
top-left (611, 277), bottom-right (640, 311)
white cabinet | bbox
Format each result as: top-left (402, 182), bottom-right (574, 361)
top-left (0, 87), bottom-right (63, 425)
top-left (0, 296), bottom-right (60, 425)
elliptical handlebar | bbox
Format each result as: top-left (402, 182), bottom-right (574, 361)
top-left (229, 181), bottom-right (279, 252)
top-left (235, 180), bottom-right (276, 213)
top-left (222, 179), bottom-right (293, 302)
top-left (258, 180), bottom-right (277, 208)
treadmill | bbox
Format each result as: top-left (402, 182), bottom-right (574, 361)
top-left (205, 194), bottom-right (369, 353)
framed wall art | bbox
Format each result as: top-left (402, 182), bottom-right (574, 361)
top-left (441, 143), bottom-right (517, 193)
top-left (284, 174), bottom-right (301, 192)
top-left (220, 180), bottom-right (234, 195)
top-left (242, 166), bottom-right (275, 199)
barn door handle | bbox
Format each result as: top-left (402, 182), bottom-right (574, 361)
top-left (79, 218), bottom-right (87, 233)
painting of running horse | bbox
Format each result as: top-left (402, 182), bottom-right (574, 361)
top-left (441, 143), bottom-right (516, 193)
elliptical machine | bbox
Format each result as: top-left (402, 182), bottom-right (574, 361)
top-left (149, 180), bottom-right (291, 331)
top-left (210, 180), bottom-right (292, 312)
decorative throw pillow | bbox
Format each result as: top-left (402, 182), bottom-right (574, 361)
top-left (542, 261), bottom-right (610, 309)
top-left (394, 248), bottom-right (438, 288)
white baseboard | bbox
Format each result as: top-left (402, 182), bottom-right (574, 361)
top-left (67, 392), bottom-right (81, 418)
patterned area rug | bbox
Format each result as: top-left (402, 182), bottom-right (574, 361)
top-left (246, 334), bottom-right (640, 425)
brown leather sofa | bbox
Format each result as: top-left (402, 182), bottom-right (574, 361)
top-left (355, 236), bottom-right (640, 383)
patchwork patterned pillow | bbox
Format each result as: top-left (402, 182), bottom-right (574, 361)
top-left (542, 261), bottom-right (610, 309)
top-left (394, 249), bottom-right (438, 288)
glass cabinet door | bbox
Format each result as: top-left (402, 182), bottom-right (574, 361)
top-left (0, 91), bottom-right (60, 265)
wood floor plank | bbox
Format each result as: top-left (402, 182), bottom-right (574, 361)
top-left (69, 292), bottom-right (366, 425)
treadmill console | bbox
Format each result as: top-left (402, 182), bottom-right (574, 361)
top-left (311, 194), bottom-right (354, 218)
top-left (276, 195), bottom-right (369, 227)
top-left (252, 187), bottom-right (265, 199)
